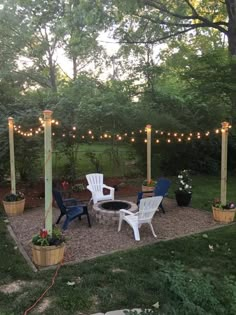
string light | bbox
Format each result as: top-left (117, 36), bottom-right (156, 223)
top-left (13, 117), bottom-right (230, 147)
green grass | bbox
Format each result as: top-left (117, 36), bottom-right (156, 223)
top-left (168, 175), bottom-right (236, 211)
top-left (1, 175), bottom-right (236, 314)
top-left (51, 143), bottom-right (139, 178)
top-left (1, 209), bottom-right (236, 314)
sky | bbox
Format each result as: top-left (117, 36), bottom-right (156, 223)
top-left (57, 31), bottom-right (121, 80)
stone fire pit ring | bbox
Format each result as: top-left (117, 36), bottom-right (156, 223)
top-left (93, 200), bottom-right (138, 225)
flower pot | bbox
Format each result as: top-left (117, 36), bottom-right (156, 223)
top-left (212, 206), bottom-right (236, 223)
top-left (32, 243), bottom-right (65, 267)
top-left (2, 199), bottom-right (25, 216)
top-left (175, 191), bottom-right (192, 207)
top-left (142, 185), bottom-right (154, 197)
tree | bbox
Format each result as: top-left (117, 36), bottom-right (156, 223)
top-left (108, 0), bottom-right (236, 117)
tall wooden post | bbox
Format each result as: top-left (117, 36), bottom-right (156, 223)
top-left (44, 110), bottom-right (53, 235)
top-left (8, 117), bottom-right (16, 194)
top-left (221, 121), bottom-right (229, 205)
top-left (146, 124), bottom-right (152, 183)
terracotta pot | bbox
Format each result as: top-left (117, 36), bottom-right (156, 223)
top-left (212, 206), bottom-right (236, 223)
top-left (175, 191), bottom-right (192, 206)
top-left (32, 243), bottom-right (65, 267)
top-left (2, 199), bottom-right (25, 216)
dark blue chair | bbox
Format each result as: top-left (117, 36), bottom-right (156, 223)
top-left (137, 178), bottom-right (171, 213)
top-left (53, 189), bottom-right (91, 230)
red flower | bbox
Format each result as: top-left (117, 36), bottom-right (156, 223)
top-left (40, 229), bottom-right (48, 238)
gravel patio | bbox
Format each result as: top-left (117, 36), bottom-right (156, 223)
top-left (8, 196), bottom-right (221, 267)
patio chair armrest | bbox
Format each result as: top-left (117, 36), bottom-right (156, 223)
top-left (66, 205), bottom-right (84, 212)
top-left (87, 185), bottom-right (93, 193)
top-left (64, 198), bottom-right (77, 206)
top-left (102, 184), bottom-right (115, 192)
top-left (64, 198), bottom-right (87, 207)
top-left (119, 209), bottom-right (137, 216)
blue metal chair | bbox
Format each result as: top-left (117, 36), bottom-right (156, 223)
top-left (137, 178), bottom-right (171, 213)
top-left (53, 190), bottom-right (91, 230)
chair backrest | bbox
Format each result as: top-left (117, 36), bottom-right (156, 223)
top-left (53, 189), bottom-right (67, 214)
top-left (86, 173), bottom-right (104, 192)
top-left (154, 178), bottom-right (171, 197)
top-left (138, 196), bottom-right (163, 221)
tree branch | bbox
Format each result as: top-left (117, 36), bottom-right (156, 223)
top-left (141, 0), bottom-right (228, 35)
top-left (120, 25), bottom-right (199, 44)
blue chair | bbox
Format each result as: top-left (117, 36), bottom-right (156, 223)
top-left (53, 190), bottom-right (91, 230)
top-left (137, 178), bottom-right (171, 213)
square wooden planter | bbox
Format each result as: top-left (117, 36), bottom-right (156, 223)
top-left (32, 243), bottom-right (65, 267)
top-left (212, 206), bottom-right (236, 223)
top-left (2, 199), bottom-right (25, 216)
top-left (142, 185), bottom-right (154, 197)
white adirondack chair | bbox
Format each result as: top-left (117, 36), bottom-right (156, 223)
top-left (118, 196), bottom-right (163, 241)
top-left (86, 173), bottom-right (115, 204)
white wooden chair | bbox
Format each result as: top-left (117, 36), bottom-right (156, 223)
top-left (118, 196), bottom-right (163, 241)
top-left (86, 173), bottom-right (115, 204)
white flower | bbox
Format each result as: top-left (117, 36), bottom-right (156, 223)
top-left (179, 187), bottom-right (182, 191)
top-left (67, 281), bottom-right (75, 286)
top-left (180, 180), bottom-right (184, 185)
top-left (178, 175), bottom-right (183, 179)
top-left (153, 301), bottom-right (160, 309)
top-left (185, 185), bottom-right (189, 189)
top-left (209, 245), bottom-right (214, 252)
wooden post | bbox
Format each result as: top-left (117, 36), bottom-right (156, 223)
top-left (221, 121), bottom-right (229, 205)
top-left (44, 110), bottom-right (53, 235)
top-left (8, 117), bottom-right (16, 194)
top-left (146, 124), bottom-right (152, 183)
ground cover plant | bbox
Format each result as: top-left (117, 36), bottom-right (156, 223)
top-left (1, 201), bottom-right (236, 314)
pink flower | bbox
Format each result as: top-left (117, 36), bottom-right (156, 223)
top-left (40, 229), bottom-right (48, 238)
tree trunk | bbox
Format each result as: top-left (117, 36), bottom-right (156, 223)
top-left (225, 0), bottom-right (236, 118)
top-left (48, 52), bottom-right (57, 92)
top-left (73, 56), bottom-right (77, 80)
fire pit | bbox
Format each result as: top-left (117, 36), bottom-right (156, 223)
top-left (93, 200), bottom-right (138, 225)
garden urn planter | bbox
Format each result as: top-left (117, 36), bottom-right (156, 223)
top-left (32, 243), bottom-right (65, 267)
top-left (2, 199), bottom-right (25, 216)
top-left (212, 206), bottom-right (236, 223)
top-left (175, 191), bottom-right (192, 207)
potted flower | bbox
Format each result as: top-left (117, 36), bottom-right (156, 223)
top-left (2, 192), bottom-right (25, 216)
top-left (32, 226), bottom-right (65, 267)
top-left (212, 198), bottom-right (236, 223)
top-left (175, 170), bottom-right (192, 206)
top-left (142, 179), bottom-right (157, 197)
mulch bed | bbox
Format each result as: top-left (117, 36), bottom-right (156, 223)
top-left (7, 194), bottom-right (221, 267)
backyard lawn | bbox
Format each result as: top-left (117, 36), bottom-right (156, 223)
top-left (0, 175), bottom-right (236, 314)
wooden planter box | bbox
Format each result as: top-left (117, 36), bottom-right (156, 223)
top-left (32, 243), bottom-right (65, 267)
top-left (142, 185), bottom-right (154, 197)
top-left (212, 206), bottom-right (236, 223)
top-left (2, 199), bottom-right (25, 216)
